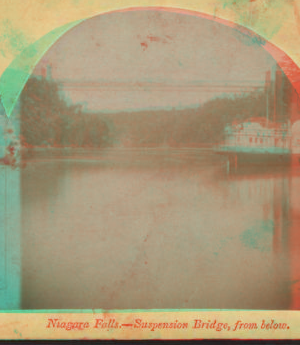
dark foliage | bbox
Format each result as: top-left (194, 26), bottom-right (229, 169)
top-left (20, 72), bottom-right (295, 148)
top-left (20, 76), bottom-right (112, 148)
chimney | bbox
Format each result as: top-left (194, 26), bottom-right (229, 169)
top-left (46, 64), bottom-right (52, 80)
top-left (265, 70), bottom-right (271, 92)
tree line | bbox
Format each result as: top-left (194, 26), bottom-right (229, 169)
top-left (20, 73), bottom-right (294, 148)
top-left (20, 76), bottom-right (112, 148)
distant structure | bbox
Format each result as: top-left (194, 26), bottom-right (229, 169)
top-left (46, 64), bottom-right (52, 81)
top-left (215, 65), bottom-right (300, 166)
top-left (39, 62), bottom-right (53, 80)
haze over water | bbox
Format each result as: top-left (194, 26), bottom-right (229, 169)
top-left (19, 9), bottom-right (300, 310)
top-left (21, 149), bottom-right (298, 309)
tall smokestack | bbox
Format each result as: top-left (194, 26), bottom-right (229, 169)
top-left (275, 65), bottom-right (284, 122)
top-left (46, 64), bottom-right (52, 80)
top-left (265, 70), bottom-right (271, 92)
top-left (265, 70), bottom-right (271, 124)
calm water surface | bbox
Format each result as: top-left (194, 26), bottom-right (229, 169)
top-left (21, 149), bottom-right (300, 309)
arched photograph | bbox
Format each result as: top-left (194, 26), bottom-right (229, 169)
top-left (1, 5), bottom-right (300, 315)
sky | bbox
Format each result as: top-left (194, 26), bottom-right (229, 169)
top-left (33, 10), bottom-right (277, 112)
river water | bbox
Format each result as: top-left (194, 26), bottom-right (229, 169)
top-left (20, 148), bottom-right (300, 310)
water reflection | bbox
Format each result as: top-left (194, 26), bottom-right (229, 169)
top-left (21, 149), bottom-right (300, 309)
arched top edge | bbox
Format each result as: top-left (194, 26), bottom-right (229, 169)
top-left (1, 5), bottom-right (300, 118)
